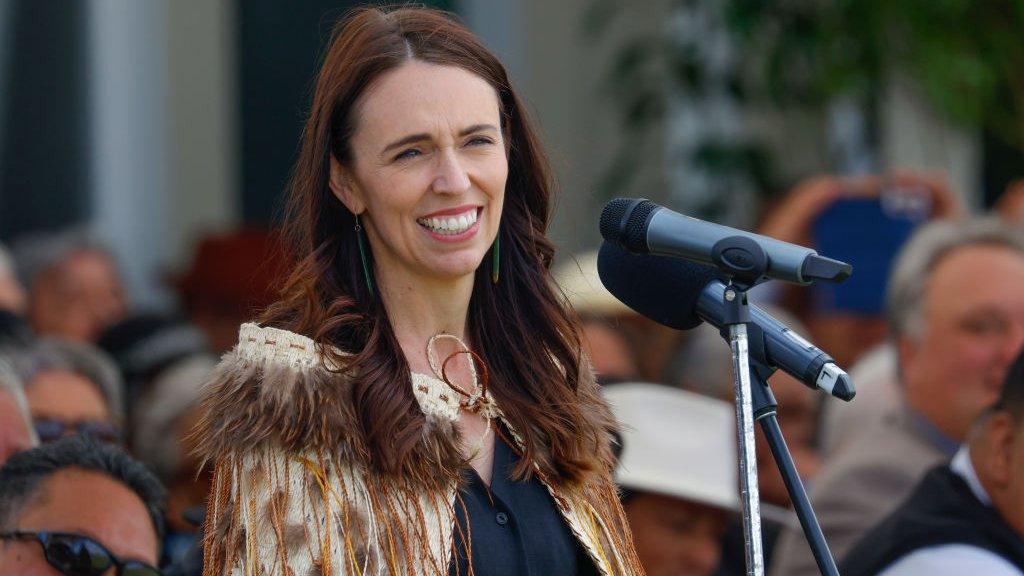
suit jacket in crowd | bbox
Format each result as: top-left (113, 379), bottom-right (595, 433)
top-left (841, 453), bottom-right (1024, 575)
top-left (768, 405), bottom-right (949, 576)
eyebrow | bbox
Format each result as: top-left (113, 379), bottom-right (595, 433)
top-left (380, 124), bottom-right (499, 155)
top-left (45, 525), bottom-right (107, 544)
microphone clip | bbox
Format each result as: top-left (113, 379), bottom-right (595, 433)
top-left (710, 234), bottom-right (769, 290)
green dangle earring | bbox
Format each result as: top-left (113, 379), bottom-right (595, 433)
top-left (490, 230), bottom-right (500, 284)
top-left (355, 214), bottom-right (375, 293)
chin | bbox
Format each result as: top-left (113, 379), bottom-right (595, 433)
top-left (426, 253), bottom-right (488, 280)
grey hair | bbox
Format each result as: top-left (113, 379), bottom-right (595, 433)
top-left (0, 435), bottom-right (165, 544)
top-left (886, 218), bottom-right (1024, 341)
top-left (12, 339), bottom-right (124, 423)
top-left (0, 356), bottom-right (39, 446)
top-left (132, 354), bottom-right (217, 482)
top-left (9, 227), bottom-right (112, 289)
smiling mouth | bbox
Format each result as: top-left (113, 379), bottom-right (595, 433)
top-left (416, 208), bottom-right (480, 235)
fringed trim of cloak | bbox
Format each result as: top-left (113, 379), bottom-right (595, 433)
top-left (194, 323), bottom-right (645, 575)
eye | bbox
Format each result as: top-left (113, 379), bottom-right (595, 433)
top-left (393, 148), bottom-right (422, 162)
top-left (466, 136), bottom-right (495, 147)
top-left (961, 315), bottom-right (1009, 336)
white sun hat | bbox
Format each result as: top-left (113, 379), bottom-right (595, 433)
top-left (604, 382), bottom-right (738, 511)
top-left (553, 250), bottom-right (633, 317)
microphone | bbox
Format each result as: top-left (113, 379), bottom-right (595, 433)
top-left (597, 241), bottom-right (855, 401)
top-left (599, 198), bottom-right (852, 285)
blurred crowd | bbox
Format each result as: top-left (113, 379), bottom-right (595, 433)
top-left (0, 228), bottom-right (286, 574)
top-left (1, 172), bottom-right (1024, 575)
top-left (562, 173), bottom-right (1024, 576)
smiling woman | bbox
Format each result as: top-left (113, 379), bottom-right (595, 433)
top-left (330, 61), bottom-right (508, 283)
top-left (193, 6), bottom-right (643, 576)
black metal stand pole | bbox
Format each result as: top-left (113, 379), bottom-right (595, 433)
top-left (748, 360), bottom-right (840, 576)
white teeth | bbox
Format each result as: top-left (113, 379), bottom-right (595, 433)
top-left (418, 209), bottom-right (479, 235)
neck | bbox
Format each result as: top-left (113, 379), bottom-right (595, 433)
top-left (375, 264), bottom-right (476, 374)
top-left (905, 387), bottom-right (968, 445)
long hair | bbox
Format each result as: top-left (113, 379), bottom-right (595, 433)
top-left (261, 6), bottom-right (616, 486)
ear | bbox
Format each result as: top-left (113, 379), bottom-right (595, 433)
top-left (985, 412), bottom-right (1016, 487)
top-left (896, 336), bottom-right (920, 394)
top-left (329, 157), bottom-right (365, 215)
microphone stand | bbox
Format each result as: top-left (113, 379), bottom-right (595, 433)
top-left (723, 286), bottom-right (764, 575)
top-left (747, 358), bottom-right (839, 576)
top-left (713, 236), bottom-right (839, 576)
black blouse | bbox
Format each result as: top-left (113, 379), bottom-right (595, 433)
top-left (448, 432), bottom-right (598, 576)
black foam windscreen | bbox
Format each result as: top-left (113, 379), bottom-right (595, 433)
top-left (597, 241), bottom-right (719, 330)
top-left (599, 198), bottom-right (659, 252)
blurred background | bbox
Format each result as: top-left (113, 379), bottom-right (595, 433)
top-left (2, 0), bottom-right (1020, 312)
top-left (1, 2), bottom-right (1024, 575)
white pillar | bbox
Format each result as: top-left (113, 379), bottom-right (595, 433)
top-left (87, 0), bottom-right (237, 309)
top-left (164, 0), bottom-right (238, 268)
top-left (88, 0), bottom-right (172, 308)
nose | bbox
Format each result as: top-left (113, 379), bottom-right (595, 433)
top-left (676, 525), bottom-right (723, 576)
top-left (431, 149), bottom-right (471, 195)
top-left (682, 536), bottom-right (722, 576)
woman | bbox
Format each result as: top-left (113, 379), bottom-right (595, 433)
top-left (196, 6), bottom-right (643, 576)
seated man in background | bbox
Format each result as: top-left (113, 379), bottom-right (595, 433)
top-left (770, 218), bottom-right (1024, 576)
top-left (842, 346), bottom-right (1024, 575)
top-left (13, 338), bottom-right (124, 444)
top-left (0, 435), bottom-right (165, 574)
top-left (0, 359), bottom-right (37, 464)
top-left (604, 382), bottom-right (737, 576)
top-left (12, 228), bottom-right (126, 343)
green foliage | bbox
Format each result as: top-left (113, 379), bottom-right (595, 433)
top-left (725, 0), bottom-right (1024, 149)
top-left (585, 0), bottom-right (783, 202)
top-left (587, 0), bottom-right (1024, 200)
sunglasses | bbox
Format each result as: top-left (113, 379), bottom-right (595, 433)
top-left (34, 418), bottom-right (121, 444)
top-left (0, 531), bottom-right (161, 576)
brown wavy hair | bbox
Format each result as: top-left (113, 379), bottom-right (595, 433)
top-left (261, 6), bottom-right (616, 487)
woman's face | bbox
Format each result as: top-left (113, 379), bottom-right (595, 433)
top-left (334, 60), bottom-right (508, 285)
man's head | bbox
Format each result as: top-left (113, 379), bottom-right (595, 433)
top-left (605, 383), bottom-right (737, 576)
top-left (970, 347), bottom-right (1024, 537)
top-left (888, 218), bottom-right (1024, 441)
top-left (0, 435), bottom-right (165, 574)
top-left (14, 339), bottom-right (124, 445)
top-left (14, 230), bottom-right (126, 343)
top-left (620, 489), bottom-right (729, 576)
top-left (0, 359), bottom-right (38, 464)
